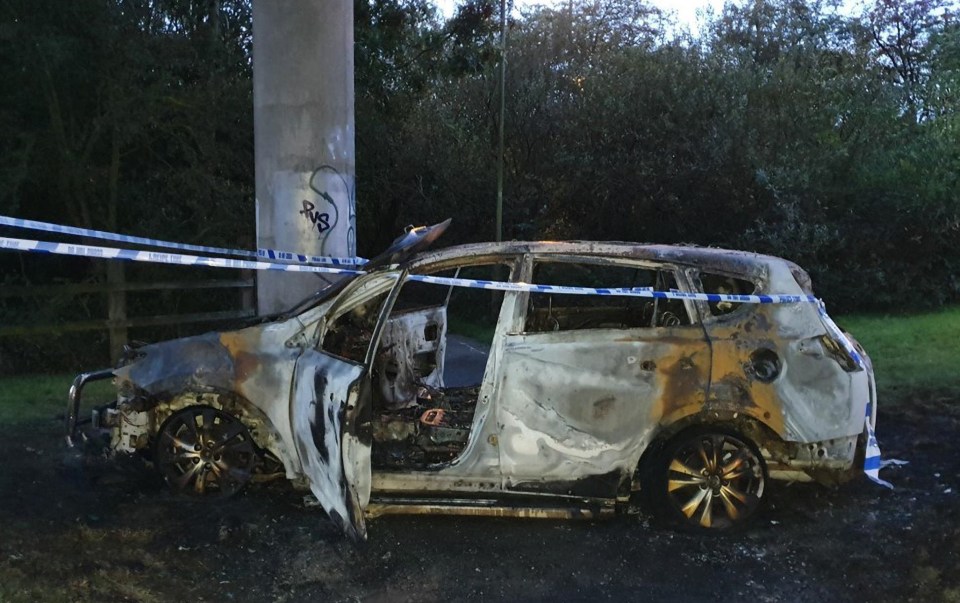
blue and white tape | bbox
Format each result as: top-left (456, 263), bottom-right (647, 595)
top-left (409, 273), bottom-right (818, 304)
top-left (0, 236), bottom-right (363, 276)
top-left (863, 403), bottom-right (908, 488)
top-left (816, 301), bottom-right (866, 370)
top-left (0, 232), bottom-right (819, 304)
top-left (257, 247), bottom-right (367, 266)
top-left (0, 215), bottom-right (366, 266)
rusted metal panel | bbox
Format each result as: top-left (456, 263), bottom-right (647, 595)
top-left (688, 260), bottom-right (870, 477)
top-left (107, 295), bottom-right (335, 471)
top-left (496, 327), bottom-right (711, 498)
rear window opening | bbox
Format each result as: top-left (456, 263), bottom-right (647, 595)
top-left (699, 272), bottom-right (757, 316)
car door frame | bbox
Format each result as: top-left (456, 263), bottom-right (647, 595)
top-left (368, 255), bottom-right (528, 494)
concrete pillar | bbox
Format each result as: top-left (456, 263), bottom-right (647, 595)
top-left (253, 0), bottom-right (356, 315)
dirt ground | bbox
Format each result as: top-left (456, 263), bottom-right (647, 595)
top-left (1, 392), bottom-right (958, 603)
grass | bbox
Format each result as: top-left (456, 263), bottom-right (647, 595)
top-left (838, 305), bottom-right (960, 397)
top-left (0, 372), bottom-right (115, 424)
top-left (447, 316), bottom-right (496, 345)
top-left (0, 306), bottom-right (956, 424)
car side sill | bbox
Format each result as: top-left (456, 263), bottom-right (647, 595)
top-left (365, 496), bottom-right (616, 520)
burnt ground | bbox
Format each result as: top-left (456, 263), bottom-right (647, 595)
top-left (1, 393), bottom-right (958, 603)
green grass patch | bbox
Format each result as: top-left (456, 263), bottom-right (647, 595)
top-left (0, 372), bottom-right (115, 424)
top-left (447, 316), bottom-right (496, 345)
top-left (838, 305), bottom-right (960, 398)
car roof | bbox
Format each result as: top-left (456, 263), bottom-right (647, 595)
top-left (403, 241), bottom-right (795, 277)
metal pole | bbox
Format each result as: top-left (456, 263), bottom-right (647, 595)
top-left (253, 0), bottom-right (357, 315)
top-left (495, 0), bottom-right (508, 243)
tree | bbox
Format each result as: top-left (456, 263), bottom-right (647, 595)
top-left (865, 0), bottom-right (959, 121)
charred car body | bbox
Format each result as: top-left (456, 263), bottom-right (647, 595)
top-left (69, 226), bottom-right (874, 538)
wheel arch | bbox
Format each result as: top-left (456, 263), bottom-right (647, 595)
top-left (635, 414), bottom-right (772, 529)
top-left (148, 387), bottom-right (292, 474)
top-left (635, 410), bottom-right (781, 489)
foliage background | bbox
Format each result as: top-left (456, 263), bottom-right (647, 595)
top-left (1, 0), bottom-right (958, 372)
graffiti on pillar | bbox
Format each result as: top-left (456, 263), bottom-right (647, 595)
top-left (299, 198), bottom-right (332, 235)
top-left (306, 165), bottom-right (356, 256)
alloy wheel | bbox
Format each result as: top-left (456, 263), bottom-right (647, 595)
top-left (155, 406), bottom-right (257, 497)
top-left (663, 431), bottom-right (765, 529)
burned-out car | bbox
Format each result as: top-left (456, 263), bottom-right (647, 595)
top-left (69, 225), bottom-right (875, 537)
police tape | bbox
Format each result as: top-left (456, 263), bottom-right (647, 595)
top-left (0, 234), bottom-right (824, 304)
top-left (2, 231), bottom-right (865, 362)
top-left (257, 247), bottom-right (367, 266)
top-left (0, 227), bottom-right (865, 364)
top-left (408, 273), bottom-right (818, 304)
top-left (0, 215), bottom-right (367, 266)
top-left (864, 414), bottom-right (896, 488)
top-left (0, 236), bottom-right (364, 275)
top-left (816, 302), bottom-right (867, 370)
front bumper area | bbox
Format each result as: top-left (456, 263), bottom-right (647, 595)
top-left (66, 368), bottom-right (115, 447)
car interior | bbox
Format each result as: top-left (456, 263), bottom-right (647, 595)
top-left (323, 263), bottom-right (508, 471)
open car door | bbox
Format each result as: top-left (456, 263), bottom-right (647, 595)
top-left (289, 221), bottom-right (451, 539)
top-left (291, 351), bottom-right (370, 539)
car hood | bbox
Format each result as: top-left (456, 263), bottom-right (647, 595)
top-left (114, 312), bottom-right (308, 400)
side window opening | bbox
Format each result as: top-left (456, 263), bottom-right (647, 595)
top-left (699, 272), bottom-right (757, 316)
top-left (524, 260), bottom-right (692, 333)
top-left (444, 264), bottom-right (507, 349)
top-left (371, 262), bottom-right (512, 471)
top-left (320, 289), bottom-right (391, 364)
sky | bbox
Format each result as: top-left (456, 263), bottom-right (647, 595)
top-left (434, 0), bottom-right (732, 32)
top-left (434, 1), bottom-right (868, 34)
top-left (647, 0), bottom-right (729, 31)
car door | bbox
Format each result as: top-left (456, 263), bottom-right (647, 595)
top-left (291, 349), bottom-right (370, 539)
top-left (288, 221), bottom-right (451, 538)
top-left (290, 272), bottom-right (401, 539)
top-left (496, 256), bottom-right (711, 500)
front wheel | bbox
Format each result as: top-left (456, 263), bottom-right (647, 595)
top-left (654, 428), bottom-right (766, 529)
top-left (154, 406), bottom-right (258, 498)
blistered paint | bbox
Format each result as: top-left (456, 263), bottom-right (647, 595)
top-left (496, 328), bottom-right (710, 497)
top-left (697, 261), bottom-right (869, 448)
top-left (112, 306), bottom-right (329, 479)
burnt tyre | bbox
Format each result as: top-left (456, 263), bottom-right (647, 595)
top-left (154, 406), bottom-right (258, 497)
top-left (655, 428), bottom-right (766, 529)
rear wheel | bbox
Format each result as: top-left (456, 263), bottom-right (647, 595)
top-left (154, 406), bottom-right (258, 498)
top-left (655, 428), bottom-right (766, 529)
